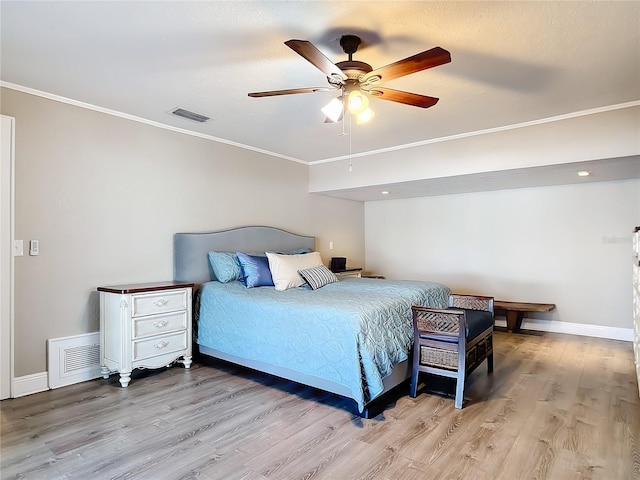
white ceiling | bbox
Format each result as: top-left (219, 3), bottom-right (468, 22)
top-left (1, 1), bottom-right (639, 191)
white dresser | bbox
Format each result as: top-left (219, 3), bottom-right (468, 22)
top-left (633, 227), bottom-right (640, 397)
top-left (98, 281), bottom-right (193, 387)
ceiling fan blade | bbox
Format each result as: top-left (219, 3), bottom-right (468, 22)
top-left (248, 87), bottom-right (335, 98)
top-left (367, 87), bottom-right (439, 108)
top-left (285, 40), bottom-right (347, 81)
top-left (362, 47), bottom-right (451, 83)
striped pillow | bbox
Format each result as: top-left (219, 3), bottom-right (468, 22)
top-left (298, 265), bottom-right (339, 290)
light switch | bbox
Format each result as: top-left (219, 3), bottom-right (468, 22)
top-left (29, 240), bottom-right (39, 256)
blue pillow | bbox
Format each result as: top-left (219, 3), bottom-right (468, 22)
top-left (236, 252), bottom-right (274, 288)
top-left (207, 251), bottom-right (242, 283)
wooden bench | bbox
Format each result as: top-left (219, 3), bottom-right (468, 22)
top-left (493, 301), bottom-right (556, 333)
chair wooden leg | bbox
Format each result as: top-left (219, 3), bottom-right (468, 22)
top-left (410, 371), bottom-right (418, 398)
top-left (454, 371), bottom-right (465, 409)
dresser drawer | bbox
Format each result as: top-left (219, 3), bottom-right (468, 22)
top-left (133, 331), bottom-right (187, 362)
top-left (131, 289), bottom-right (188, 317)
top-left (133, 311), bottom-right (187, 339)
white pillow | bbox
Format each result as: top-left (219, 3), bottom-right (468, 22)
top-left (266, 251), bottom-right (323, 291)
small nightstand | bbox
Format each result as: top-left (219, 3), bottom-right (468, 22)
top-left (332, 268), bottom-right (363, 278)
top-left (98, 281), bottom-right (194, 387)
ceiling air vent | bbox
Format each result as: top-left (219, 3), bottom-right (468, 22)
top-left (170, 108), bottom-right (210, 123)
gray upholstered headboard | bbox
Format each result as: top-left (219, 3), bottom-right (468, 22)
top-left (174, 226), bottom-right (316, 285)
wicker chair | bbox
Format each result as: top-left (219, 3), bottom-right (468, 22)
top-left (410, 294), bottom-right (494, 409)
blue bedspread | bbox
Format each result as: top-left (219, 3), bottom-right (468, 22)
top-left (197, 277), bottom-right (450, 411)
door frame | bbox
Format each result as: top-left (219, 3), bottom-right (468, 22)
top-left (1, 115), bottom-right (15, 399)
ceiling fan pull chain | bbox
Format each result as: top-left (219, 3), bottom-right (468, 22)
top-left (348, 113), bottom-right (353, 173)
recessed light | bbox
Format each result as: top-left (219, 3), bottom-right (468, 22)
top-left (577, 170), bottom-right (591, 177)
top-left (381, 191), bottom-right (389, 195)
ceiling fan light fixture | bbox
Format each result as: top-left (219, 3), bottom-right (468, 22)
top-left (347, 90), bottom-right (369, 115)
top-left (321, 97), bottom-right (344, 123)
top-left (356, 107), bottom-right (375, 124)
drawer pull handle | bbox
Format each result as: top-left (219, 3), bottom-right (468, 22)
top-left (153, 320), bottom-right (169, 329)
top-left (153, 299), bottom-right (169, 307)
top-left (154, 341), bottom-right (169, 349)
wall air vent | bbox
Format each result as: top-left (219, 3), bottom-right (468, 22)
top-left (48, 332), bottom-right (102, 389)
top-left (170, 108), bottom-right (210, 123)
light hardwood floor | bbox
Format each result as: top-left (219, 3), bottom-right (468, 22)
top-left (1, 331), bottom-right (639, 480)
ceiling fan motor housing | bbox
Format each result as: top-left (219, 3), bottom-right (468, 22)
top-left (336, 35), bottom-right (372, 80)
top-left (335, 60), bottom-right (373, 80)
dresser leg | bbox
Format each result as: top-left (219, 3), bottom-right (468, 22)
top-left (119, 372), bottom-right (131, 387)
top-left (100, 365), bottom-right (110, 379)
top-left (183, 356), bottom-right (192, 369)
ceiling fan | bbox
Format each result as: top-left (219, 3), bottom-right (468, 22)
top-left (248, 35), bottom-right (451, 123)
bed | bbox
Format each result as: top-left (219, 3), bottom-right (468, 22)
top-left (174, 226), bottom-right (450, 417)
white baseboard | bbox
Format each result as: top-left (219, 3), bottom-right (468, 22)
top-left (13, 372), bottom-right (49, 398)
top-left (494, 317), bottom-right (633, 341)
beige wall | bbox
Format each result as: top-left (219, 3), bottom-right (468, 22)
top-left (1, 88), bottom-right (364, 376)
top-left (365, 180), bottom-right (640, 330)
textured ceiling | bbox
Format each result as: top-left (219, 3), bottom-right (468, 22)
top-left (1, 1), bottom-right (639, 168)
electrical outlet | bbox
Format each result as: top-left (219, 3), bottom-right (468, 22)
top-left (29, 240), bottom-right (39, 256)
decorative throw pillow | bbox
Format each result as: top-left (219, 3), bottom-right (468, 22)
top-left (266, 251), bottom-right (323, 291)
top-left (236, 252), bottom-right (274, 288)
top-left (298, 265), bottom-right (339, 290)
top-left (207, 251), bottom-right (242, 283)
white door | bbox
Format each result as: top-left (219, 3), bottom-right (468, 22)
top-left (1, 115), bottom-right (14, 400)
